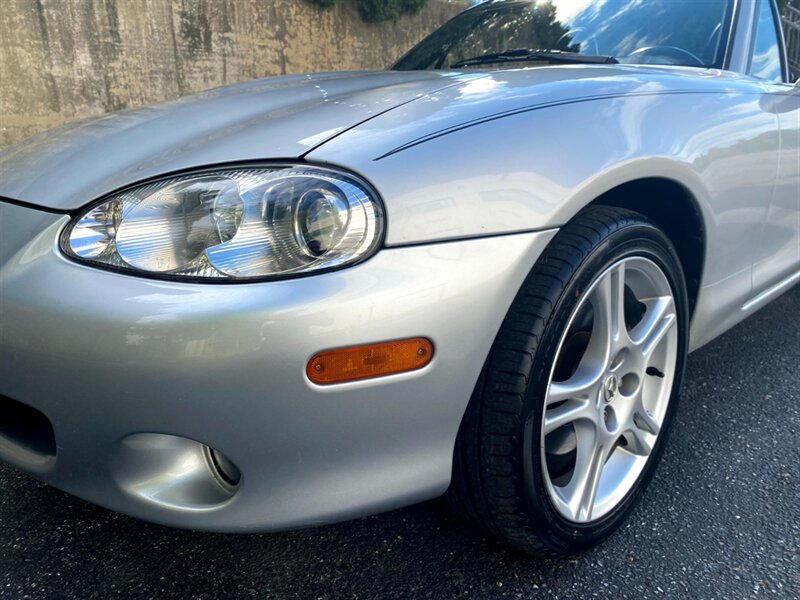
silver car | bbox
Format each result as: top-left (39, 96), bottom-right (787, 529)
top-left (1, 0), bottom-right (798, 556)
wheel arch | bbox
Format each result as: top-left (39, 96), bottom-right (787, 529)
top-left (558, 165), bottom-right (709, 321)
top-left (589, 177), bottom-right (706, 319)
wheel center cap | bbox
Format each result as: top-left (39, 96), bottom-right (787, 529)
top-left (603, 374), bottom-right (619, 403)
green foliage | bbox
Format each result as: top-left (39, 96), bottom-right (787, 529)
top-left (779, 0), bottom-right (799, 13)
top-left (305, 0), bottom-right (430, 22)
top-left (306, 0), bottom-right (338, 8)
top-left (357, 0), bottom-right (428, 22)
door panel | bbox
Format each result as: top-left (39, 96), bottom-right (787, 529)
top-left (752, 88), bottom-right (800, 292)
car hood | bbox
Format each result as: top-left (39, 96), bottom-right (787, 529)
top-left (0, 65), bottom-right (753, 211)
top-left (0, 71), bottom-right (470, 210)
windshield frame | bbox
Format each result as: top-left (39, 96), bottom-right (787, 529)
top-left (392, 0), bottom-right (741, 72)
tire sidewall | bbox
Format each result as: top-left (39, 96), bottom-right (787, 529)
top-left (522, 221), bottom-right (690, 553)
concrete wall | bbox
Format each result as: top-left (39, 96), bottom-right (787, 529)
top-left (0, 0), bottom-right (463, 148)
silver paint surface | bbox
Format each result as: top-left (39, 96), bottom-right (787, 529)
top-left (0, 202), bottom-right (555, 530)
top-left (0, 0), bottom-right (798, 532)
top-left (0, 70), bottom-right (472, 208)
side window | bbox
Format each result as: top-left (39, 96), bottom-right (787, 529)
top-left (751, 0), bottom-right (783, 82)
top-left (783, 3), bottom-right (800, 82)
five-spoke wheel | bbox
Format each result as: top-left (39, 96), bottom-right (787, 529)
top-left (448, 206), bottom-right (689, 556)
top-left (543, 257), bottom-right (678, 523)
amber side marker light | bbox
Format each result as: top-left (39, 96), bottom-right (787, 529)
top-left (307, 338), bottom-right (434, 385)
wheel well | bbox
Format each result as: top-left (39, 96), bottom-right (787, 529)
top-left (591, 178), bottom-right (705, 318)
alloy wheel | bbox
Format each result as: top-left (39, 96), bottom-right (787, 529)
top-left (541, 256), bottom-right (678, 523)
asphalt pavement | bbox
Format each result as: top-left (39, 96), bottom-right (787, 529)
top-left (1, 286), bottom-right (798, 600)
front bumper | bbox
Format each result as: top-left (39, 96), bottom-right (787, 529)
top-left (0, 201), bottom-right (555, 531)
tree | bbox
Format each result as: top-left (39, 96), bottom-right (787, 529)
top-left (306, 0), bottom-right (431, 22)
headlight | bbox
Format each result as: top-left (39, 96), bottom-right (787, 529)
top-left (62, 166), bottom-right (384, 281)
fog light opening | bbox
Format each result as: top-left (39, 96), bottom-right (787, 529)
top-left (205, 447), bottom-right (242, 490)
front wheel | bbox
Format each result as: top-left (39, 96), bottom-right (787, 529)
top-left (448, 206), bottom-right (689, 556)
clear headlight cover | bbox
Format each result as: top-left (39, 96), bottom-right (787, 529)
top-left (62, 166), bottom-right (384, 281)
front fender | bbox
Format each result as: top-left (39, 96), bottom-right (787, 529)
top-left (308, 88), bottom-right (777, 294)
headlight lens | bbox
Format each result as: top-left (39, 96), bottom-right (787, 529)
top-left (62, 166), bottom-right (383, 281)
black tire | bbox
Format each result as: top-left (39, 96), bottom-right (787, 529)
top-left (447, 205), bottom-right (690, 556)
